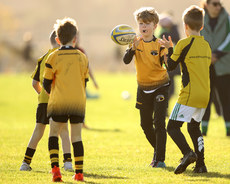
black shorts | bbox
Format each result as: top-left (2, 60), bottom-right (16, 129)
top-left (36, 103), bottom-right (49, 124)
top-left (51, 115), bottom-right (84, 124)
top-left (135, 85), bottom-right (169, 110)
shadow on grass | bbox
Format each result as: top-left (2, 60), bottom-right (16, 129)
top-left (186, 171), bottom-right (230, 180)
top-left (164, 166), bottom-right (175, 172)
top-left (71, 172), bottom-right (128, 184)
top-left (20, 170), bottom-right (127, 184)
top-left (164, 166), bottom-right (230, 180)
top-left (84, 172), bottom-right (127, 179)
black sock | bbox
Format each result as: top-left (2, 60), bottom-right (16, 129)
top-left (48, 136), bottom-right (59, 168)
top-left (188, 119), bottom-right (205, 167)
top-left (72, 141), bottom-right (84, 174)
top-left (23, 147), bottom-right (36, 165)
top-left (63, 153), bottom-right (72, 163)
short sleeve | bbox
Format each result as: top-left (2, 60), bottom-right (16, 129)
top-left (43, 53), bottom-right (55, 81)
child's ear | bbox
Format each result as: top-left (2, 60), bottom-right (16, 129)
top-left (184, 23), bottom-right (190, 31)
top-left (200, 26), bottom-right (204, 31)
top-left (184, 24), bottom-right (188, 29)
top-left (154, 24), bottom-right (158, 29)
top-left (55, 37), bottom-right (61, 45)
top-left (73, 36), bottom-right (77, 43)
top-left (72, 36), bottom-right (77, 46)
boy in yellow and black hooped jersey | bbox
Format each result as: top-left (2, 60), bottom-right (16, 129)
top-left (159, 5), bottom-right (211, 174)
top-left (43, 17), bottom-right (89, 182)
top-left (123, 7), bottom-right (169, 168)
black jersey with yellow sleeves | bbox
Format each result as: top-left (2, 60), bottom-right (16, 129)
top-left (31, 48), bottom-right (57, 104)
top-left (168, 35), bottom-right (211, 108)
top-left (124, 36), bottom-right (169, 90)
top-left (43, 46), bottom-right (89, 118)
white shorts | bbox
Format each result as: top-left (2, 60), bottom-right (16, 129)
top-left (169, 103), bottom-right (206, 123)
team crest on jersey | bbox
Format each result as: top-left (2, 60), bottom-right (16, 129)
top-left (151, 50), bottom-right (158, 56)
top-left (156, 95), bottom-right (165, 102)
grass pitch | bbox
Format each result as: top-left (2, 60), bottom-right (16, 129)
top-left (0, 72), bottom-right (229, 184)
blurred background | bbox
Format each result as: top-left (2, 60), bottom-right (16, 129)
top-left (0, 0), bottom-right (230, 72)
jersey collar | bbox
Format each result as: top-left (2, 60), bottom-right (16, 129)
top-left (59, 45), bottom-right (75, 50)
top-left (143, 35), bottom-right (157, 43)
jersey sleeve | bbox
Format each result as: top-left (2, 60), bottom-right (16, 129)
top-left (43, 53), bottom-right (55, 80)
top-left (31, 52), bottom-right (48, 80)
top-left (170, 40), bottom-right (183, 61)
top-left (31, 60), bottom-right (41, 81)
top-left (31, 57), bottom-right (43, 81)
top-left (166, 40), bottom-right (184, 71)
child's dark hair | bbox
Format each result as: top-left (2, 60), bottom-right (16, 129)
top-left (183, 5), bottom-right (204, 31)
top-left (54, 17), bottom-right (77, 45)
top-left (134, 7), bottom-right (159, 25)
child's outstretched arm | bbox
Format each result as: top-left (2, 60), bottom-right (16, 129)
top-left (159, 35), bottom-right (178, 71)
top-left (123, 36), bottom-right (142, 64)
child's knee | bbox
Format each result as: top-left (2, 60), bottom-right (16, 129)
top-left (71, 135), bottom-right (82, 143)
top-left (187, 119), bottom-right (200, 134)
top-left (167, 120), bottom-right (183, 135)
top-left (140, 121), bottom-right (153, 132)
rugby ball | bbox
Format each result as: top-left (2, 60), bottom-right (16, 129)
top-left (111, 24), bottom-right (136, 45)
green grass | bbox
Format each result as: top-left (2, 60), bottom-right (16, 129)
top-left (0, 73), bottom-right (229, 184)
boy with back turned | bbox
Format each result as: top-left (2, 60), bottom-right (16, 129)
top-left (159, 5), bottom-right (211, 174)
top-left (43, 17), bottom-right (89, 182)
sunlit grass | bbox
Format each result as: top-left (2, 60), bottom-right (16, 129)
top-left (0, 73), bottom-right (229, 184)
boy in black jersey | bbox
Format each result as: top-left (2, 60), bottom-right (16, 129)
top-left (123, 7), bottom-right (169, 168)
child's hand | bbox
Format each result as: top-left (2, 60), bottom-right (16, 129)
top-left (131, 36), bottom-right (142, 50)
top-left (158, 35), bottom-right (174, 49)
top-left (211, 53), bottom-right (218, 64)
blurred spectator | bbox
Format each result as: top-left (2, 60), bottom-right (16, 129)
top-left (75, 32), bottom-right (99, 129)
top-left (22, 32), bottom-right (33, 62)
top-left (114, 45), bottom-right (123, 62)
top-left (201, 0), bottom-right (230, 136)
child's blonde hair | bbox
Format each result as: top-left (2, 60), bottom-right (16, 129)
top-left (182, 5), bottom-right (204, 31)
top-left (134, 7), bottom-right (159, 25)
top-left (54, 17), bottom-right (78, 45)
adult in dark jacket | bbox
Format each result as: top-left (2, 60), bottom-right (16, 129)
top-left (201, 0), bottom-right (230, 136)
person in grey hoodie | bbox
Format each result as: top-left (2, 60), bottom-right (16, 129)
top-left (201, 0), bottom-right (230, 136)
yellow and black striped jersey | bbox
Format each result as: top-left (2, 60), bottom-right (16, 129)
top-left (43, 46), bottom-right (89, 117)
top-left (133, 37), bottom-right (169, 90)
top-left (31, 48), bottom-right (57, 104)
top-left (169, 35), bottom-right (211, 108)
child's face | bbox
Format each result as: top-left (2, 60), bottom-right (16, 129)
top-left (137, 18), bottom-right (156, 37)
